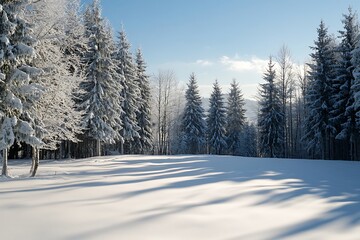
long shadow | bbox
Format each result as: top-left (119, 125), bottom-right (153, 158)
top-left (2, 155), bottom-right (360, 239)
top-left (121, 156), bottom-right (360, 235)
top-left (115, 156), bottom-right (360, 238)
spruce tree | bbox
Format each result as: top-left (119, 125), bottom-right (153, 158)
top-left (207, 80), bottom-right (227, 155)
top-left (258, 57), bottom-right (284, 158)
top-left (133, 48), bottom-right (153, 154)
top-left (114, 29), bottom-right (140, 154)
top-left (226, 79), bottom-right (246, 155)
top-left (63, 0), bottom-right (88, 76)
top-left (0, 0), bottom-right (45, 176)
top-left (333, 8), bottom-right (360, 160)
top-left (305, 21), bottom-right (337, 159)
top-left (79, 0), bottom-right (122, 156)
top-left (181, 73), bottom-right (206, 154)
top-left (352, 22), bottom-right (360, 159)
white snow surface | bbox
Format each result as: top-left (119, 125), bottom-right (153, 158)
top-left (1, 155), bottom-right (360, 240)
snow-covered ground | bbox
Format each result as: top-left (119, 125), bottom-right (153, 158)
top-left (1, 155), bottom-right (360, 240)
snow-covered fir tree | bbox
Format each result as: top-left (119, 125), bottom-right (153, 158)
top-left (114, 28), bottom-right (140, 154)
top-left (180, 73), bottom-right (206, 154)
top-left (226, 79), bottom-right (246, 155)
top-left (258, 57), bottom-right (284, 158)
top-left (63, 0), bottom-right (88, 76)
top-left (304, 21), bottom-right (337, 159)
top-left (207, 80), bottom-right (227, 155)
top-left (61, 0), bottom-right (89, 158)
top-left (352, 20), bottom-right (360, 159)
top-left (133, 48), bottom-right (153, 154)
top-left (333, 8), bottom-right (360, 160)
top-left (0, 0), bottom-right (45, 176)
top-left (79, 0), bottom-right (122, 157)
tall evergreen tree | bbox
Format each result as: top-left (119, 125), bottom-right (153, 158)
top-left (61, 0), bottom-right (88, 159)
top-left (304, 21), bottom-right (336, 159)
top-left (258, 57), bottom-right (284, 158)
top-left (352, 21), bottom-right (360, 158)
top-left (0, 0), bottom-right (45, 176)
top-left (63, 0), bottom-right (88, 76)
top-left (333, 8), bottom-right (360, 160)
top-left (226, 79), bottom-right (246, 155)
top-left (114, 28), bottom-right (140, 154)
top-left (207, 80), bottom-right (227, 155)
top-left (133, 48), bottom-right (153, 154)
top-left (79, 0), bottom-right (122, 156)
top-left (180, 73), bottom-right (206, 154)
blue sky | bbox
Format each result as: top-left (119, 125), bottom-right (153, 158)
top-left (82, 0), bottom-right (360, 99)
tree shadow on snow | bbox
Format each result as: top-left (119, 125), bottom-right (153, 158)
top-left (119, 156), bottom-right (360, 239)
top-left (2, 155), bottom-right (360, 239)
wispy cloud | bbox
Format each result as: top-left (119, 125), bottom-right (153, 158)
top-left (195, 59), bottom-right (214, 66)
top-left (220, 56), bottom-right (268, 73)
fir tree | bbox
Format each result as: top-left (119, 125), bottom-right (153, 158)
top-left (0, 0), bottom-right (45, 176)
top-left (79, 0), bottom-right (122, 156)
top-left (207, 80), bottom-right (227, 155)
top-left (226, 79), bottom-right (246, 155)
top-left (180, 73), bottom-right (206, 154)
top-left (63, 0), bottom-right (88, 76)
top-left (114, 28), bottom-right (140, 154)
top-left (305, 21), bottom-right (337, 159)
top-left (133, 48), bottom-right (153, 154)
top-left (333, 8), bottom-right (360, 160)
top-left (352, 22), bottom-right (360, 160)
top-left (258, 57), bottom-right (284, 158)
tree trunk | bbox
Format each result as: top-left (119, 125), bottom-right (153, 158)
top-left (2, 148), bottom-right (8, 176)
top-left (95, 139), bottom-right (101, 156)
top-left (289, 94), bottom-right (294, 157)
top-left (119, 140), bottom-right (124, 155)
top-left (349, 132), bottom-right (359, 161)
top-left (321, 131), bottom-right (327, 160)
top-left (30, 147), bottom-right (35, 174)
top-left (66, 141), bottom-right (72, 159)
top-left (325, 130), bottom-right (330, 160)
top-left (356, 134), bottom-right (360, 161)
top-left (59, 141), bottom-right (64, 159)
top-left (30, 147), bottom-right (40, 177)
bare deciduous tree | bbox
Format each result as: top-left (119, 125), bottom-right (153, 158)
top-left (293, 63), bottom-right (309, 158)
top-left (276, 45), bottom-right (295, 157)
top-left (151, 70), bottom-right (184, 155)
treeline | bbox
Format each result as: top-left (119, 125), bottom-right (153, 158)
top-left (1, 1), bottom-right (359, 178)
top-left (0, 0), bottom-right (153, 177)
top-left (177, 7), bottom-right (360, 161)
top-left (258, 8), bottom-right (360, 161)
top-left (177, 74), bottom-right (257, 157)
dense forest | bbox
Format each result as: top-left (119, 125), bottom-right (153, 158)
top-left (1, 0), bottom-right (360, 177)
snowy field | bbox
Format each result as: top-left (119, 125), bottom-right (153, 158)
top-left (1, 155), bottom-right (360, 240)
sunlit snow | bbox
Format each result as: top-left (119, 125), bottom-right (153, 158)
top-left (1, 155), bottom-right (360, 240)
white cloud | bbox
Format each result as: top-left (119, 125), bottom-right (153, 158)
top-left (198, 83), bottom-right (258, 100)
top-left (220, 56), bottom-right (268, 73)
top-left (195, 59), bottom-right (214, 66)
